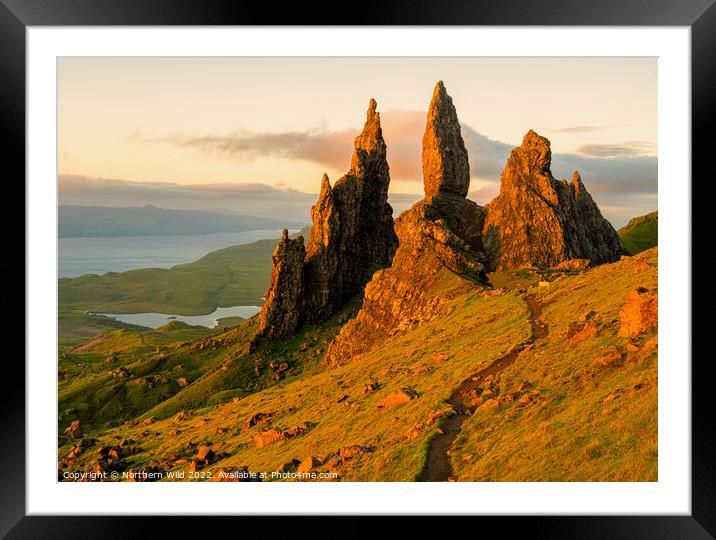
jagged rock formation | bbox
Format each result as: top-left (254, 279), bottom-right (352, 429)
top-left (326, 82), bottom-right (487, 367)
top-left (257, 99), bottom-right (398, 339)
top-left (482, 130), bottom-right (622, 271)
top-left (257, 230), bottom-right (306, 339)
top-left (422, 81), bottom-right (471, 198)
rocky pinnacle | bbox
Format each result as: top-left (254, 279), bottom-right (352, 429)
top-left (482, 129), bottom-right (622, 270)
top-left (257, 99), bottom-right (397, 340)
top-left (326, 82), bottom-right (487, 367)
top-left (257, 230), bottom-right (306, 339)
top-left (422, 81), bottom-right (471, 198)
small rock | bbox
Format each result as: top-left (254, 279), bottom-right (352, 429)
top-left (297, 456), bottom-right (321, 473)
top-left (63, 420), bottom-right (83, 440)
top-left (618, 288), bottom-right (658, 337)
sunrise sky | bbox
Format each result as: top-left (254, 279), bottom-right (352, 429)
top-left (58, 57), bottom-right (657, 227)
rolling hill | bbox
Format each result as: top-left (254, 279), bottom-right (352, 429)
top-left (618, 211), bottom-right (658, 255)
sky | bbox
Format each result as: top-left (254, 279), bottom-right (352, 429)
top-left (58, 57), bottom-right (657, 228)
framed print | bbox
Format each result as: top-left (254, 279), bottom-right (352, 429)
top-left (6, 0), bottom-right (710, 536)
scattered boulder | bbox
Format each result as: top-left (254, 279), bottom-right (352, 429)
top-left (253, 428), bottom-right (284, 449)
top-left (64, 420), bottom-right (83, 439)
top-left (568, 320), bottom-right (598, 345)
top-left (516, 380), bottom-right (534, 392)
top-left (405, 424), bottom-right (425, 441)
top-left (594, 346), bottom-right (624, 367)
top-left (178, 377), bottom-right (189, 388)
top-left (297, 456), bottom-right (322, 473)
top-left (377, 388), bottom-right (419, 408)
top-left (618, 288), bottom-right (658, 337)
top-left (479, 398), bottom-right (499, 411)
top-left (426, 405), bottom-right (457, 425)
top-left (112, 367), bottom-right (130, 378)
top-left (252, 422), bottom-right (312, 449)
top-left (243, 412), bottom-right (275, 432)
top-left (283, 422), bottom-right (312, 438)
top-left (191, 445), bottom-right (219, 469)
top-left (482, 289), bottom-right (504, 298)
top-left (280, 459), bottom-right (302, 472)
top-left (432, 352), bottom-right (449, 363)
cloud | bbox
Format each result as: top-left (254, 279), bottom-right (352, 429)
top-left (575, 141), bottom-right (656, 157)
top-left (135, 128), bottom-right (356, 173)
top-left (117, 114), bottom-right (658, 227)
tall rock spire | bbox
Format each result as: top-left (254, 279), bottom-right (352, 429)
top-left (257, 99), bottom-right (397, 340)
top-left (422, 81), bottom-right (471, 198)
top-left (482, 130), bottom-right (623, 270)
top-left (257, 229), bottom-right (306, 340)
top-left (326, 82), bottom-right (487, 367)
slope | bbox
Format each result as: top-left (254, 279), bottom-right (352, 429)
top-left (619, 211), bottom-right (658, 255)
top-left (58, 250), bottom-right (657, 482)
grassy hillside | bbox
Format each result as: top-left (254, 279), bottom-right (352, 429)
top-left (58, 249), bottom-right (657, 482)
top-left (58, 299), bottom-right (355, 433)
top-left (59, 205), bottom-right (306, 237)
top-left (58, 319), bottom-right (256, 431)
top-left (619, 211), bottom-right (657, 255)
top-left (452, 249), bottom-right (657, 481)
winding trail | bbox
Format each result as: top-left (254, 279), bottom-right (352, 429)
top-left (416, 294), bottom-right (548, 482)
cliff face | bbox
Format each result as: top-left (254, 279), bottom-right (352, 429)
top-left (257, 100), bottom-right (397, 339)
top-left (482, 130), bottom-right (622, 271)
top-left (326, 82), bottom-right (487, 367)
top-left (257, 230), bottom-right (306, 340)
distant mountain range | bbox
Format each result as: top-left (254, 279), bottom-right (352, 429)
top-left (58, 205), bottom-right (307, 238)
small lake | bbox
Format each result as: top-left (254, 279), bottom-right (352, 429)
top-left (58, 229), bottom-right (289, 278)
top-left (95, 305), bottom-right (261, 329)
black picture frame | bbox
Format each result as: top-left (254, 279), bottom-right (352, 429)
top-left (5, 0), bottom-right (709, 536)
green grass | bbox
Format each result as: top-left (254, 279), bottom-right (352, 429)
top-left (58, 320), bottom-right (229, 428)
top-left (619, 211), bottom-right (657, 255)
